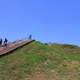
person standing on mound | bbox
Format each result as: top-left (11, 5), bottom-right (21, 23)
top-left (28, 35), bottom-right (32, 40)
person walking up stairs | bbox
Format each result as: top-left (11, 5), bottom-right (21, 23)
top-left (0, 38), bottom-right (2, 47)
top-left (4, 38), bottom-right (8, 47)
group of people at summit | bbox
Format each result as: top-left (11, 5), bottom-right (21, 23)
top-left (0, 38), bottom-right (8, 47)
top-left (0, 35), bottom-right (32, 48)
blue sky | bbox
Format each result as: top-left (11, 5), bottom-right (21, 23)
top-left (0, 0), bottom-right (80, 45)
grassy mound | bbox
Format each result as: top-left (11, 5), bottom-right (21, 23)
top-left (0, 41), bottom-right (80, 80)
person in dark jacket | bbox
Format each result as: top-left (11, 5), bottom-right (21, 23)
top-left (28, 35), bottom-right (32, 40)
top-left (0, 38), bottom-right (2, 46)
top-left (4, 38), bottom-right (8, 47)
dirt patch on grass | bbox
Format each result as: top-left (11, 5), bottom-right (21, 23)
top-left (31, 71), bottom-right (48, 80)
top-left (29, 69), bottom-right (63, 80)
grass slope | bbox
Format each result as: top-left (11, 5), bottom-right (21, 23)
top-left (0, 41), bottom-right (80, 80)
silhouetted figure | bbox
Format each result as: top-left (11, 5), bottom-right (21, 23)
top-left (4, 38), bottom-right (8, 47)
top-left (0, 38), bottom-right (2, 46)
top-left (28, 35), bottom-right (32, 40)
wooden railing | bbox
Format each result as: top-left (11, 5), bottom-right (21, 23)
top-left (0, 39), bottom-right (35, 56)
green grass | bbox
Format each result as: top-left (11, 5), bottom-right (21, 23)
top-left (0, 41), bottom-right (80, 80)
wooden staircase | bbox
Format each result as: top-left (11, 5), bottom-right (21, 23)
top-left (0, 39), bottom-right (35, 56)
